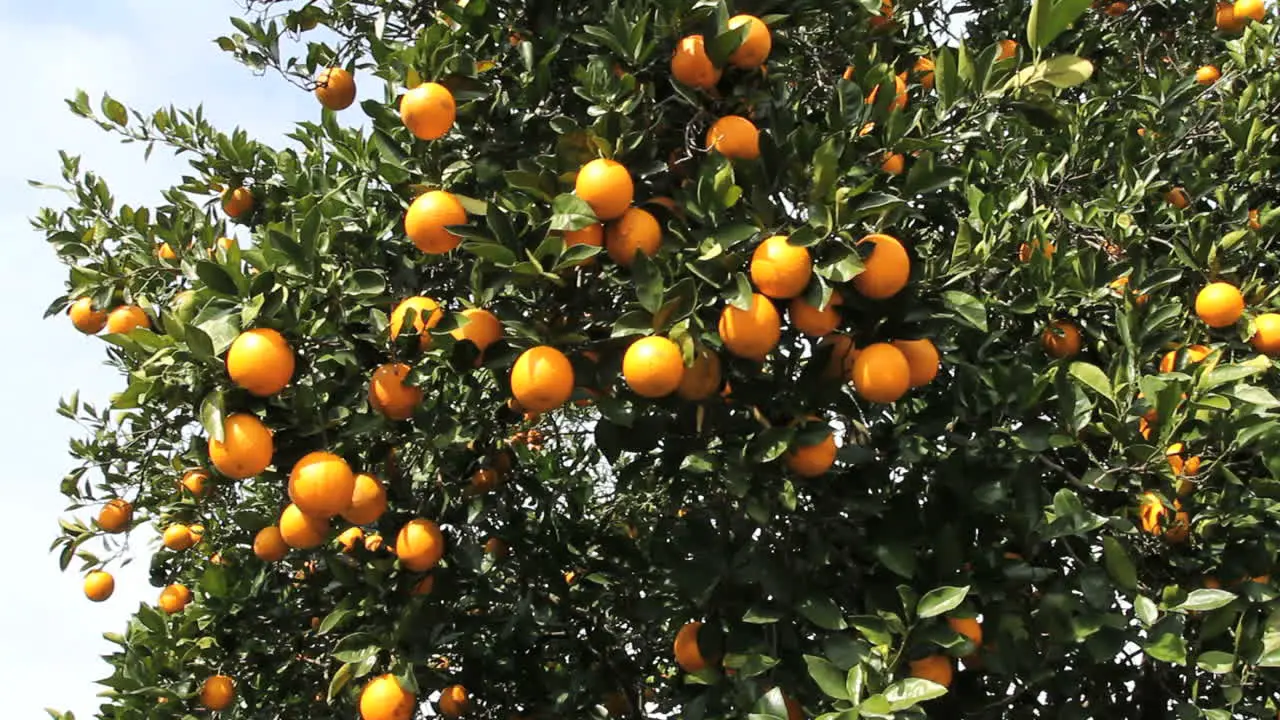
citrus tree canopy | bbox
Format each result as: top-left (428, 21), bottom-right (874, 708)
top-left (38, 0), bottom-right (1280, 717)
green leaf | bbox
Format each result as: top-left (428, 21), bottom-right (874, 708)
top-left (942, 290), bottom-right (988, 331)
top-left (631, 253), bottom-right (664, 314)
top-left (1041, 54), bottom-right (1095, 88)
top-left (101, 93), bottom-right (128, 126)
top-left (200, 392), bottom-right (226, 444)
top-left (1069, 361), bottom-right (1113, 402)
top-left (345, 269), bottom-right (386, 298)
top-left (195, 261), bottom-right (240, 296)
top-left (200, 564), bottom-right (229, 598)
top-left (883, 678), bottom-right (948, 710)
top-left (916, 586), bottom-right (970, 618)
top-left (706, 22), bottom-right (751, 66)
top-left (1134, 595), bottom-right (1158, 626)
top-left (1175, 589), bottom-right (1237, 612)
top-left (319, 607), bottom-right (354, 634)
top-left (549, 193), bottom-right (598, 231)
top-left (1102, 536), bottom-right (1138, 592)
top-left (797, 595), bottom-right (848, 630)
top-left (327, 662), bottom-right (354, 701)
top-left (331, 632), bottom-right (380, 663)
top-left (1199, 356), bottom-right (1269, 390)
top-left (462, 240), bottom-right (518, 266)
top-left (804, 655), bottom-right (852, 700)
top-left (1144, 619), bottom-right (1188, 665)
top-left (1027, 0), bottom-right (1092, 50)
top-left (1196, 651), bottom-right (1235, 674)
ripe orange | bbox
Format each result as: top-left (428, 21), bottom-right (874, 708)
top-left (1166, 187), bottom-right (1189, 209)
top-left (106, 306), bottom-right (150, 334)
top-left (719, 293), bottom-right (782, 361)
top-left (1018, 239), bottom-right (1056, 262)
top-left (365, 532), bottom-right (386, 552)
top-left (158, 583), bottom-right (192, 614)
top-left (820, 334), bottom-right (858, 380)
top-left (564, 223), bottom-right (604, 254)
top-left (438, 684), bottom-right (471, 718)
top-left (576, 159), bottom-right (634, 221)
top-left (869, 0), bottom-right (895, 28)
top-left (891, 338), bottom-right (940, 387)
top-left (783, 695), bottom-right (804, 720)
top-left (1249, 208), bottom-right (1262, 230)
top-left (214, 236), bottom-right (238, 253)
top-left (400, 82), bottom-right (456, 140)
top-left (786, 422), bottom-right (837, 477)
top-left (1250, 313), bottom-right (1280, 356)
top-left (222, 187), bottom-right (254, 219)
top-left (188, 523), bottom-right (205, 545)
top-left (405, 190), bottom-right (467, 254)
top-left (180, 469), bottom-right (209, 497)
top-left (1041, 321), bottom-right (1082, 359)
top-left (996, 39), bottom-right (1018, 61)
top-left (853, 234), bottom-right (910, 300)
top-left (470, 468), bottom-right (501, 493)
top-left (451, 308), bottom-right (503, 352)
top-left (226, 328), bottom-right (295, 396)
top-left (484, 537), bottom-right (508, 558)
top-left (1235, 0), bottom-right (1265, 21)
top-left (360, 674), bottom-right (416, 720)
top-left (727, 15), bottom-right (772, 68)
top-left (342, 473), bottom-right (388, 525)
top-left (511, 345), bottom-right (575, 412)
top-left (790, 293), bottom-right (842, 337)
top-left (1166, 443), bottom-right (1202, 477)
top-left (671, 35), bottom-right (721, 89)
top-left (369, 363), bottom-right (423, 420)
top-left (1159, 344), bottom-right (1211, 373)
top-left (910, 655), bottom-right (953, 687)
top-left (279, 503), bottom-right (331, 549)
top-left (605, 207), bottom-right (662, 266)
top-left (623, 336), bottom-right (686, 398)
top-left (412, 575), bottom-right (436, 595)
top-left (706, 115), bottom-right (761, 160)
top-left (673, 621), bottom-right (710, 673)
top-left (97, 499), bottom-right (133, 533)
top-left (1106, 1), bottom-right (1128, 14)
top-left (209, 413), bottom-right (274, 479)
top-left (390, 296), bottom-right (444, 350)
top-left (253, 525), bottom-right (288, 561)
top-left (865, 73), bottom-right (908, 111)
top-left (947, 616), bottom-right (983, 646)
top-left (69, 297), bottom-right (109, 334)
top-left (1195, 65), bottom-right (1221, 85)
top-left (851, 343), bottom-right (911, 403)
top-left (201, 675), bottom-right (236, 711)
top-left (1109, 275), bottom-right (1149, 304)
top-left (338, 526), bottom-right (365, 553)
top-left (163, 524), bottom-right (195, 551)
top-left (1217, 1), bottom-right (1246, 30)
top-left (1196, 282), bottom-right (1244, 327)
top-left (676, 347), bottom-right (722, 401)
top-left (1138, 492), bottom-right (1169, 535)
top-left (289, 451), bottom-right (356, 517)
top-left (315, 66), bottom-right (356, 110)
top-left (397, 518), bottom-right (446, 572)
top-left (84, 570), bottom-right (115, 602)
top-left (157, 242), bottom-right (178, 261)
top-left (751, 235), bottom-right (813, 299)
top-left (914, 56), bottom-right (936, 89)
top-left (880, 152), bottom-right (905, 175)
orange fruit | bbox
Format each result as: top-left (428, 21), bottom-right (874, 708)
top-left (786, 422), bottom-right (837, 477)
top-left (214, 236), bottom-right (238, 253)
top-left (820, 334), bottom-right (858, 380)
top-left (511, 346), bottom-right (575, 412)
top-left (1250, 313), bottom-right (1280, 356)
top-left (575, 159), bottom-right (634, 221)
top-left (338, 526), bottom-right (365, 553)
top-left (1041, 321), bottom-right (1082, 359)
top-left (343, 473), bottom-right (388, 525)
top-left (69, 297), bottom-right (109, 334)
top-left (623, 336), bottom-right (686, 398)
top-left (851, 343), bottom-right (911, 403)
top-left (727, 15), bottom-right (771, 68)
top-left (360, 674), bottom-right (416, 720)
top-left (751, 235), bottom-right (812, 299)
top-left (180, 469), bottom-right (209, 497)
top-left (226, 328), bottom-right (295, 396)
top-left (157, 242), bottom-right (178, 261)
top-left (1217, 1), bottom-right (1246, 30)
top-left (412, 575), bottom-right (436, 595)
top-left (158, 583), bottom-right (192, 614)
top-left (671, 35), bottom-right (721, 89)
top-left (451, 308), bottom-right (503, 351)
top-left (719, 293), bottom-right (782, 361)
top-left (315, 67), bottom-right (356, 110)
top-left (391, 296), bottom-right (444, 349)
top-left (1018, 239), bottom-right (1056, 262)
top-left (947, 616), bottom-right (983, 646)
top-left (790, 293), bottom-right (842, 337)
top-left (397, 518), bottom-right (446, 572)
top-left (438, 685), bottom-right (471, 718)
top-left (910, 655), bottom-right (953, 687)
top-left (280, 503), bottom-right (331, 549)
top-left (1105, 1), bottom-right (1128, 14)
top-left (996, 39), bottom-right (1018, 61)
top-left (865, 73), bottom-right (908, 111)
top-left (706, 115), bottom-right (761, 161)
top-left (676, 347), bottom-right (722, 401)
top-left (564, 223), bottom-right (604, 254)
top-left (201, 675), bottom-right (236, 711)
top-left (222, 187), bottom-right (254, 219)
top-left (253, 525), bottom-right (288, 561)
top-left (106, 306), bottom-right (150, 334)
top-left (364, 533), bottom-right (386, 552)
top-left (188, 523), bottom-right (205, 545)
top-left (209, 413), bottom-right (274, 479)
top-left (400, 82), bottom-right (456, 140)
top-left (1109, 275), bottom-right (1149, 304)
top-left (471, 468), bottom-right (501, 493)
top-left (913, 56), bottom-right (936, 89)
top-left (1195, 65), bottom-right (1221, 85)
top-left (484, 537), bottom-right (508, 558)
top-left (163, 524), bottom-right (195, 551)
top-left (405, 190), bottom-right (467, 254)
top-left (1166, 187), bottom-right (1190, 209)
top-left (370, 363), bottom-right (423, 420)
top-left (1139, 492), bottom-right (1170, 534)
top-left (853, 234), bottom-right (910, 299)
top-left (84, 570), bottom-right (115, 602)
top-left (869, 0), bottom-right (895, 28)
top-left (1196, 282), bottom-right (1244, 327)
top-left (1249, 208), bottom-right (1262, 230)
top-left (1235, 0), bottom-right (1265, 21)
top-left (673, 621), bottom-right (710, 673)
top-left (880, 152), bottom-right (905, 175)
top-left (289, 451), bottom-right (356, 517)
top-left (605, 207), bottom-right (661, 266)
top-left (97, 499), bottom-right (133, 533)
top-left (891, 338), bottom-right (940, 387)
top-left (1159, 344), bottom-right (1211, 373)
top-left (1166, 443), bottom-right (1203, 478)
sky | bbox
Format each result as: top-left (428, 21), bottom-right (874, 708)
top-left (0, 1), bottom-right (335, 716)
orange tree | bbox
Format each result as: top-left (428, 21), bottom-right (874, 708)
top-left (38, 0), bottom-right (1280, 717)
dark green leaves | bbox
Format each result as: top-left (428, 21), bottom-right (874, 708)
top-left (804, 655), bottom-right (851, 699)
top-left (797, 595), bottom-right (847, 630)
top-left (941, 290), bottom-right (987, 331)
top-left (1102, 537), bottom-right (1138, 592)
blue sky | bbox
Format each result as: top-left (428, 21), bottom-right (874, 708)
top-left (0, 1), bottom-right (338, 715)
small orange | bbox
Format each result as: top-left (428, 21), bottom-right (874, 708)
top-left (851, 342), bottom-right (911, 403)
top-left (727, 15), bottom-right (772, 69)
top-left (97, 499), bottom-right (133, 533)
top-left (671, 35), bottom-right (721, 90)
top-left (253, 525), bottom-right (288, 561)
top-left (337, 526), bottom-right (365, 553)
top-left (676, 347), bottom-right (722, 401)
top-left (910, 655), bottom-right (953, 687)
top-left (180, 469), bottom-right (209, 497)
top-left (201, 675), bottom-right (236, 711)
top-left (226, 328), bottom-right (295, 396)
top-left (364, 533), bottom-right (386, 552)
top-left (1018, 239), bottom-right (1056, 262)
top-left (891, 338), bottom-right (940, 388)
top-left (996, 39), bottom-right (1018, 61)
top-left (786, 422), bottom-right (837, 477)
top-left (84, 570), bottom-right (115, 602)
top-left (673, 621), bottom-right (711, 673)
top-left (157, 242), bottom-right (178, 261)
top-left (1041, 321), bottom-right (1082, 359)
top-left (706, 115), bottom-right (761, 160)
top-left (719, 293), bottom-right (782, 361)
top-left (1196, 282), bottom-right (1245, 327)
top-left (789, 293), bottom-right (842, 337)
top-left (1139, 492), bottom-right (1169, 534)
top-left (315, 67), bottom-right (356, 110)
top-left (564, 223), bottom-right (604, 254)
top-left (163, 524), bottom-right (195, 551)
top-left (396, 518), bottom-right (446, 572)
top-left (880, 152), bottom-right (905, 175)
top-left (484, 537), bottom-right (509, 558)
top-left (1166, 187), bottom-right (1190, 209)
top-left (1195, 65), bottom-right (1221, 85)
top-left (222, 187), bottom-right (254, 219)
top-left (208, 413), bottom-right (274, 479)
top-left (511, 346), bottom-right (575, 412)
top-left (1166, 443), bottom-right (1202, 477)
top-left (342, 473), bottom-right (388, 525)
top-left (471, 468), bottom-right (501, 493)
top-left (69, 297), bottom-right (109, 334)
top-left (605, 207), bottom-right (662, 266)
top-left (869, 0), bottom-right (895, 28)
top-left (106, 306), bottom-right (150, 334)
top-left (289, 451), bottom-right (356, 517)
top-left (865, 73), bottom-right (909, 111)
top-left (412, 575), bottom-right (436, 596)
top-left (390, 296), bottom-right (444, 349)
top-left (576, 159), bottom-right (634, 221)
top-left (158, 583), bottom-right (193, 614)
top-left (451, 308), bottom-right (503, 351)
top-left (1217, 1), bottom-right (1246, 30)
top-left (279, 504), bottom-right (331, 549)
top-left (751, 235), bottom-right (812, 299)
top-left (1249, 208), bottom-right (1262, 230)
top-left (438, 684), bottom-right (471, 718)
top-left (947, 616), bottom-right (983, 646)
top-left (1235, 0), bottom-right (1265, 21)
top-left (400, 82), bottom-right (456, 140)
top-left (1250, 313), bottom-right (1280, 356)
top-left (1109, 275), bottom-right (1149, 305)
top-left (1159, 344), bottom-right (1211, 373)
top-left (405, 190), bottom-right (467, 254)
top-left (820, 334), bottom-right (858, 380)
top-left (360, 674), bottom-right (416, 720)
top-left (214, 236), bottom-right (238, 253)
top-left (1105, 1), bottom-right (1128, 14)
top-left (623, 336), bottom-right (686, 398)
top-left (913, 56), bottom-right (936, 89)
top-left (369, 363), bottom-right (423, 420)
top-left (853, 234), bottom-right (910, 300)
